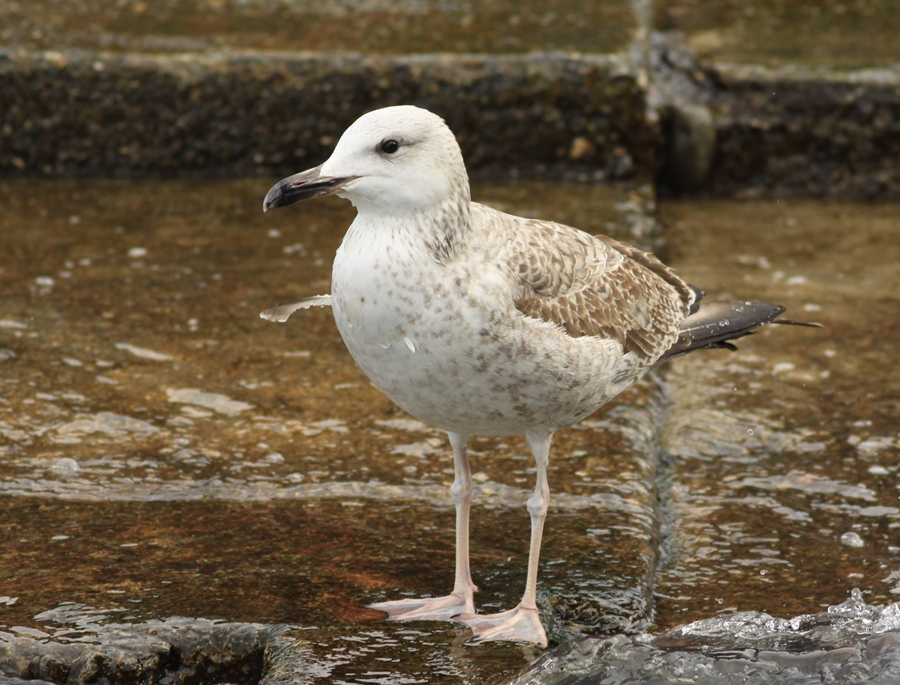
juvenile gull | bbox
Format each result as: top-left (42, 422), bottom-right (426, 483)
top-left (261, 105), bottom-right (816, 647)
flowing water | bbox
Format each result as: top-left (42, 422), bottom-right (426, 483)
top-left (1, 179), bottom-right (660, 683)
top-left (514, 198), bottom-right (900, 683)
top-left (0, 0), bottom-right (635, 55)
top-left (1, 181), bottom-right (898, 683)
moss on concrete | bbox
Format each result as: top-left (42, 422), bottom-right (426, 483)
top-left (0, 50), bottom-right (656, 181)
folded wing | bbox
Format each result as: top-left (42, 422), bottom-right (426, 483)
top-left (506, 217), bottom-right (696, 363)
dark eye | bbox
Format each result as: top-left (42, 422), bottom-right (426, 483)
top-left (380, 139), bottom-right (399, 154)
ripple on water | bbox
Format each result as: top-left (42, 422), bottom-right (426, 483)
top-left (515, 591), bottom-right (900, 684)
top-left (165, 388), bottom-right (253, 416)
top-left (53, 412), bottom-right (159, 443)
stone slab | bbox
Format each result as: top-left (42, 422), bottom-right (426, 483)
top-left (653, 38), bottom-right (900, 199)
top-left (0, 50), bottom-right (656, 181)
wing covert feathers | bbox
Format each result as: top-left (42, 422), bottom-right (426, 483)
top-left (507, 219), bottom-right (695, 362)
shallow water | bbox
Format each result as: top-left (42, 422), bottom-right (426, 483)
top-left (0, 0), bottom-right (634, 55)
top-left (0, 178), bottom-right (649, 506)
top-left (1, 178), bottom-right (661, 683)
top-left (654, 0), bottom-right (899, 68)
top-left (1, 181), bottom-right (898, 683)
top-left (511, 197), bottom-right (900, 682)
top-left (654, 198), bottom-right (900, 628)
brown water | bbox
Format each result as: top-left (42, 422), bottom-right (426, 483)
top-left (0, 178), bottom-right (660, 683)
top-left (656, 198), bottom-right (900, 627)
top-left (1, 181), bottom-right (897, 683)
top-left (0, 179), bottom-right (649, 505)
top-left (655, 0), bottom-right (900, 69)
top-left (0, 0), bottom-right (634, 55)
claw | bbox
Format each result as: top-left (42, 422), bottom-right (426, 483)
top-left (456, 605), bottom-right (547, 647)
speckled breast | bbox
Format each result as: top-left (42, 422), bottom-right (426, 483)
top-left (330, 226), bottom-right (639, 436)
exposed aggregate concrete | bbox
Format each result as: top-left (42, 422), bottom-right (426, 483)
top-left (0, 49), bottom-right (655, 182)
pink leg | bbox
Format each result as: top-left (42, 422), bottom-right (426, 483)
top-left (457, 431), bottom-right (551, 647)
top-left (368, 431), bottom-right (478, 621)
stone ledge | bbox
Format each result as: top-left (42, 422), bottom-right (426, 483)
top-left (0, 614), bottom-right (277, 685)
top-left (4, 44), bottom-right (899, 197)
top-left (0, 49), bottom-right (656, 181)
top-left (654, 39), bottom-right (900, 199)
top-left (706, 63), bottom-right (900, 198)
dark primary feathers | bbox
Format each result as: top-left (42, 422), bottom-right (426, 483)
top-left (662, 299), bottom-right (822, 362)
top-left (662, 299), bottom-right (784, 362)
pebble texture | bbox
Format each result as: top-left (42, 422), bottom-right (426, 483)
top-left (651, 36), bottom-right (900, 199)
top-left (708, 64), bottom-right (900, 198)
top-left (0, 50), bottom-right (654, 181)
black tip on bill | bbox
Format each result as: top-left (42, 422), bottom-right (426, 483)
top-left (262, 182), bottom-right (288, 212)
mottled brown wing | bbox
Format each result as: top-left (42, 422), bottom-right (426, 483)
top-left (509, 219), bottom-right (696, 362)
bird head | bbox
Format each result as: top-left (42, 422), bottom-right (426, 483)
top-left (263, 105), bottom-right (469, 217)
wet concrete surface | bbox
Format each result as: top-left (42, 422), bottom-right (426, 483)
top-left (507, 197), bottom-right (900, 683)
top-left (655, 198), bottom-right (900, 627)
top-left (1, 181), bottom-right (898, 682)
top-left (649, 30), bottom-right (900, 200)
top-left (697, 65), bottom-right (900, 199)
top-left (0, 0), bottom-right (635, 55)
top-left (4, 3), bottom-right (900, 197)
top-left (515, 590), bottom-right (900, 684)
top-left (654, 0), bottom-right (899, 69)
top-left (1, 179), bottom-right (663, 683)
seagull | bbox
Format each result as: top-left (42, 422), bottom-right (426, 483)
top-left (260, 105), bottom-right (817, 648)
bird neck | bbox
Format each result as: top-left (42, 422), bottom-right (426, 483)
top-left (421, 190), bottom-right (471, 263)
top-left (352, 187), bottom-right (471, 264)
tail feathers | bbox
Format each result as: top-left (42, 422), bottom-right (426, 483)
top-left (772, 317), bottom-right (823, 328)
top-left (660, 300), bottom-right (814, 363)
